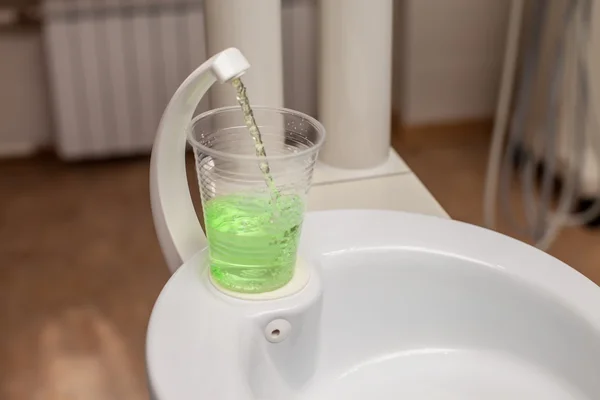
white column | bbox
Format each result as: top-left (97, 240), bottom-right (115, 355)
top-left (318, 0), bottom-right (393, 169)
top-left (204, 0), bottom-right (284, 108)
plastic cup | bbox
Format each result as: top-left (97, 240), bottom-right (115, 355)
top-left (187, 106), bottom-right (325, 294)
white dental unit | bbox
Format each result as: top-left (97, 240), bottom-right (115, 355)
top-left (145, 1), bottom-right (600, 399)
top-left (146, 47), bottom-right (600, 400)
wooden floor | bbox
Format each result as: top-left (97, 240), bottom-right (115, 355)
top-left (1, 127), bottom-right (599, 399)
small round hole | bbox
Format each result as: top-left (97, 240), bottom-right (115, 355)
top-left (264, 319), bottom-right (291, 343)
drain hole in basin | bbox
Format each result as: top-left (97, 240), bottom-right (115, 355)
top-left (264, 319), bottom-right (291, 343)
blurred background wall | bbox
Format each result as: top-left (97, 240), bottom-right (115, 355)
top-left (393, 0), bottom-right (510, 126)
top-left (0, 25), bottom-right (51, 156)
top-left (0, 0), bottom-right (511, 160)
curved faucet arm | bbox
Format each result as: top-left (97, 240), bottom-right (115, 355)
top-left (150, 48), bottom-right (250, 273)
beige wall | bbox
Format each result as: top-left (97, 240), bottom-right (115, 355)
top-left (0, 28), bottom-right (51, 156)
top-left (394, 0), bottom-right (511, 126)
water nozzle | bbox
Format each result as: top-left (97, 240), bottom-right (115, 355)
top-left (151, 47), bottom-right (250, 272)
top-left (210, 47), bottom-right (251, 83)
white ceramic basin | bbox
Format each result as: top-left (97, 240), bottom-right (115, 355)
top-left (146, 210), bottom-right (600, 400)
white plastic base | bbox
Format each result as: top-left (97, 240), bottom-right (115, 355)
top-left (209, 257), bottom-right (312, 300)
top-left (308, 173), bottom-right (448, 217)
top-left (312, 148), bottom-right (409, 186)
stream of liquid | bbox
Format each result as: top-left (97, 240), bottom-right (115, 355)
top-left (231, 78), bottom-right (279, 199)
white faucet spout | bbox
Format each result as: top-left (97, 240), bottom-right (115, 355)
top-left (150, 48), bottom-right (250, 273)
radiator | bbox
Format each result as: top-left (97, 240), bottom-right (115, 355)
top-left (43, 0), bottom-right (210, 160)
top-left (42, 0), bottom-right (317, 160)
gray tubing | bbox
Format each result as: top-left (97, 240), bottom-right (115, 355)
top-left (528, 0), bottom-right (577, 242)
top-left (535, 0), bottom-right (588, 249)
top-left (493, 0), bottom-right (597, 248)
top-left (567, 0), bottom-right (600, 224)
top-left (499, 0), bottom-right (547, 236)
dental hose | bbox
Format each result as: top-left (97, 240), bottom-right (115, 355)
top-left (484, 0), bottom-right (600, 251)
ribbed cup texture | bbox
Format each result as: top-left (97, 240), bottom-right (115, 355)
top-left (187, 107), bottom-right (324, 294)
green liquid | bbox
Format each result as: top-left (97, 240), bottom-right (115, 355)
top-left (204, 193), bottom-right (304, 293)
